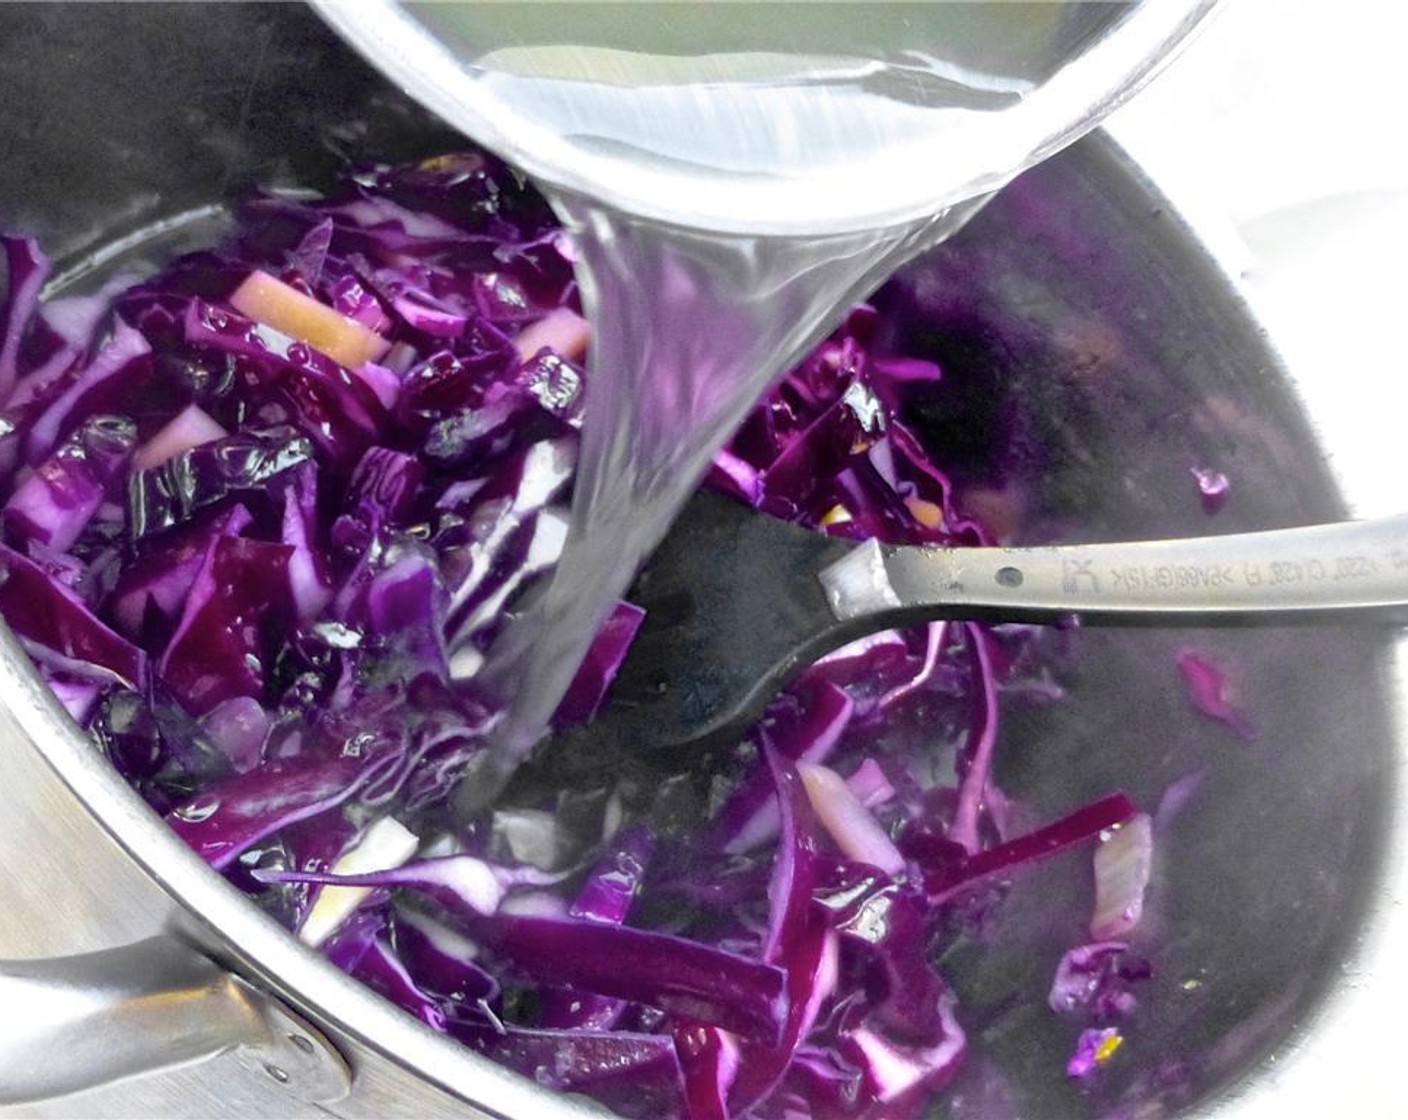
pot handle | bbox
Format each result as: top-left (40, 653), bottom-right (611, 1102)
top-left (0, 934), bottom-right (350, 1107)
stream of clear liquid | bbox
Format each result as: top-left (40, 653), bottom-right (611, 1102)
top-left (477, 196), bottom-right (988, 767)
top-left (368, 3), bottom-right (1141, 782)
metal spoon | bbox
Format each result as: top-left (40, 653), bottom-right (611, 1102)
top-left (536, 491), bottom-right (1408, 768)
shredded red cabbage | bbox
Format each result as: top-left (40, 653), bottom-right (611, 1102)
top-left (1175, 646), bottom-right (1257, 741)
top-left (0, 150), bottom-right (1157, 1117)
top-left (1190, 466), bottom-right (1230, 515)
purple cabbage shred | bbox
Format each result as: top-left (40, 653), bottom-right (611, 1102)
top-left (1191, 466), bottom-right (1230, 515)
top-left (0, 149), bottom-right (1160, 1119)
top-left (1175, 646), bottom-right (1257, 741)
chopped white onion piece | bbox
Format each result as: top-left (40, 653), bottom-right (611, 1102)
top-left (797, 761), bottom-right (905, 875)
top-left (132, 403), bottom-right (228, 471)
top-left (499, 890), bottom-right (571, 918)
top-left (396, 905), bottom-right (481, 961)
top-left (298, 816), bottom-right (420, 947)
top-left (1090, 812), bottom-right (1153, 940)
top-left (230, 269), bottom-right (389, 369)
top-left (512, 307), bottom-right (591, 363)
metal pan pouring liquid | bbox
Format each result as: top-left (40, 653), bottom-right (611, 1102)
top-left (0, 5), bottom-right (1399, 1120)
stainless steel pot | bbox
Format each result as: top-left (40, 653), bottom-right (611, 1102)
top-left (0, 5), bottom-right (1400, 1119)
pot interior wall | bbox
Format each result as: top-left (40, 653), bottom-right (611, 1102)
top-left (871, 160), bottom-right (1394, 1117)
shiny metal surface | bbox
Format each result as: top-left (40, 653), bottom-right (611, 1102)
top-left (0, 4), bottom-right (1398, 1119)
top-left (535, 492), bottom-right (1408, 760)
top-left (826, 515), bottom-right (1408, 620)
top-left (0, 936), bottom-right (349, 1106)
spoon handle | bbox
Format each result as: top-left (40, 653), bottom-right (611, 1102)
top-left (821, 515), bottom-right (1408, 623)
top-left (529, 497), bottom-right (1408, 762)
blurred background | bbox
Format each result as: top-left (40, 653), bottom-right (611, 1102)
top-left (1107, 2), bottom-right (1406, 1114)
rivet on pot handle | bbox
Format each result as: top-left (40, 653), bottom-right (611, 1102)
top-left (0, 934), bottom-right (351, 1107)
